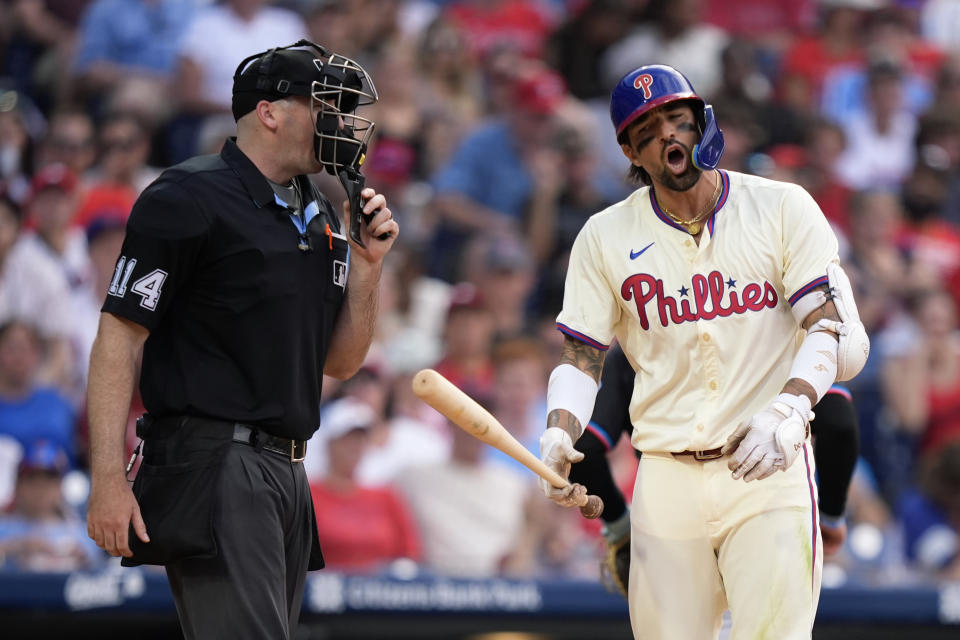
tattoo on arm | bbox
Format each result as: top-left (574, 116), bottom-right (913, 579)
top-left (548, 337), bottom-right (606, 441)
top-left (547, 409), bottom-right (582, 442)
top-left (559, 337), bottom-right (606, 382)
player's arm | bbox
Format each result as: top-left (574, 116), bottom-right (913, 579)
top-left (781, 288), bottom-right (841, 405)
top-left (725, 180), bottom-right (869, 482)
top-left (811, 387), bottom-right (859, 555)
top-left (539, 336), bottom-right (605, 507)
top-left (570, 345), bottom-right (633, 525)
top-left (545, 216), bottom-right (618, 504)
top-left (785, 262), bottom-right (870, 406)
top-left (725, 263), bottom-right (870, 482)
top-left (551, 336), bottom-right (605, 437)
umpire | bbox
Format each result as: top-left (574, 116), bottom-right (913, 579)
top-left (85, 41), bottom-right (398, 640)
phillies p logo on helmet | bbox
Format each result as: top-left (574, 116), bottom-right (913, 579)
top-left (633, 74), bottom-right (654, 99)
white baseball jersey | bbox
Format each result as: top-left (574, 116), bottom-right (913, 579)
top-left (557, 170), bottom-right (839, 453)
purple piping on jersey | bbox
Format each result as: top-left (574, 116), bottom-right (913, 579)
top-left (825, 385), bottom-right (852, 401)
top-left (788, 276), bottom-right (829, 306)
top-left (648, 170), bottom-right (729, 237)
top-left (649, 191), bottom-right (691, 233)
top-left (586, 422), bottom-right (614, 451)
top-left (802, 443), bottom-right (818, 593)
top-left (556, 323), bottom-right (610, 351)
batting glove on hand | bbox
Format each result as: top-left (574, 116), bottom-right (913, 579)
top-left (539, 427), bottom-right (586, 507)
top-left (721, 393), bottom-right (813, 482)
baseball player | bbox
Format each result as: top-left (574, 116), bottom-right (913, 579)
top-left (570, 344), bottom-right (861, 596)
top-left (538, 64), bottom-right (869, 639)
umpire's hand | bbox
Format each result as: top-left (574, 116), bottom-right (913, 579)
top-left (87, 472), bottom-right (149, 557)
top-left (343, 187), bottom-right (398, 262)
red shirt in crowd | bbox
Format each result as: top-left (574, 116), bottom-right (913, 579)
top-left (311, 482), bottom-right (421, 571)
top-left (704, 0), bottom-right (814, 38)
top-left (445, 0), bottom-right (553, 60)
top-left (780, 36), bottom-right (864, 104)
top-left (922, 367), bottom-right (960, 457)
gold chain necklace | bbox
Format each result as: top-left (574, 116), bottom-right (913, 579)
top-left (655, 172), bottom-right (721, 236)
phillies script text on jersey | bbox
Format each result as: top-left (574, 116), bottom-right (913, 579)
top-left (621, 270), bottom-right (778, 330)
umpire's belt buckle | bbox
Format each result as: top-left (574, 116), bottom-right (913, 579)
top-left (693, 449), bottom-right (723, 461)
top-left (290, 439), bottom-right (306, 463)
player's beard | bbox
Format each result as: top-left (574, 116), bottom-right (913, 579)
top-left (655, 140), bottom-right (701, 192)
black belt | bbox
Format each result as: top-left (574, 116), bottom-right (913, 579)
top-left (232, 424), bottom-right (307, 462)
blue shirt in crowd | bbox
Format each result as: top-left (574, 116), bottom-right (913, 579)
top-left (0, 389), bottom-right (76, 466)
top-left (898, 489), bottom-right (957, 572)
top-left (75, 0), bottom-right (198, 75)
top-left (432, 119), bottom-right (534, 221)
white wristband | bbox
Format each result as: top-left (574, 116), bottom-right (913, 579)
top-left (776, 392), bottom-right (812, 421)
top-left (547, 364), bottom-right (600, 440)
top-left (788, 330), bottom-right (838, 404)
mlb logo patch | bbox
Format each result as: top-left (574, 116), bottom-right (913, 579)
top-left (333, 260), bottom-right (347, 289)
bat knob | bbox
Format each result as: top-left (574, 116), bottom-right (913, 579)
top-left (580, 495), bottom-right (604, 519)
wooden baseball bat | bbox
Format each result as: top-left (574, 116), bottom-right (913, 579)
top-left (412, 368), bottom-right (604, 519)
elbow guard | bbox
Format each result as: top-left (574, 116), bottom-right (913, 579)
top-left (821, 319), bottom-right (869, 382)
top-left (792, 263), bottom-right (870, 382)
top-left (809, 263), bottom-right (870, 381)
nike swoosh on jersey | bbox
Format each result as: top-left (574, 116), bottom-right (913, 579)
top-left (630, 242), bottom-right (655, 260)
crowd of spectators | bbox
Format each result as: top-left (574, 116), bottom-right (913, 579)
top-left (0, 0), bottom-right (959, 587)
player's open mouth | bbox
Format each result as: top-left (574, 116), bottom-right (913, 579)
top-left (664, 144), bottom-right (687, 174)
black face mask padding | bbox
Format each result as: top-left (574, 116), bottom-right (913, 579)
top-left (317, 66), bottom-right (363, 113)
top-left (316, 112), bottom-right (339, 134)
top-left (315, 117), bottom-right (366, 176)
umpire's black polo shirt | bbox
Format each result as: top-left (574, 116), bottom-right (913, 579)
top-left (102, 139), bottom-right (348, 440)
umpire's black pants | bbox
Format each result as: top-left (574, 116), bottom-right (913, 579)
top-left (165, 440), bottom-right (314, 640)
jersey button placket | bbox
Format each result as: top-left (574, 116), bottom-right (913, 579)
top-left (698, 321), bottom-right (722, 398)
top-left (682, 237), bottom-right (697, 264)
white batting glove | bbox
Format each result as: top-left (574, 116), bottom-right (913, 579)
top-left (539, 427), bottom-right (587, 507)
top-left (720, 394), bottom-right (813, 482)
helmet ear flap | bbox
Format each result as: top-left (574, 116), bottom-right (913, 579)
top-left (692, 104), bottom-right (725, 171)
